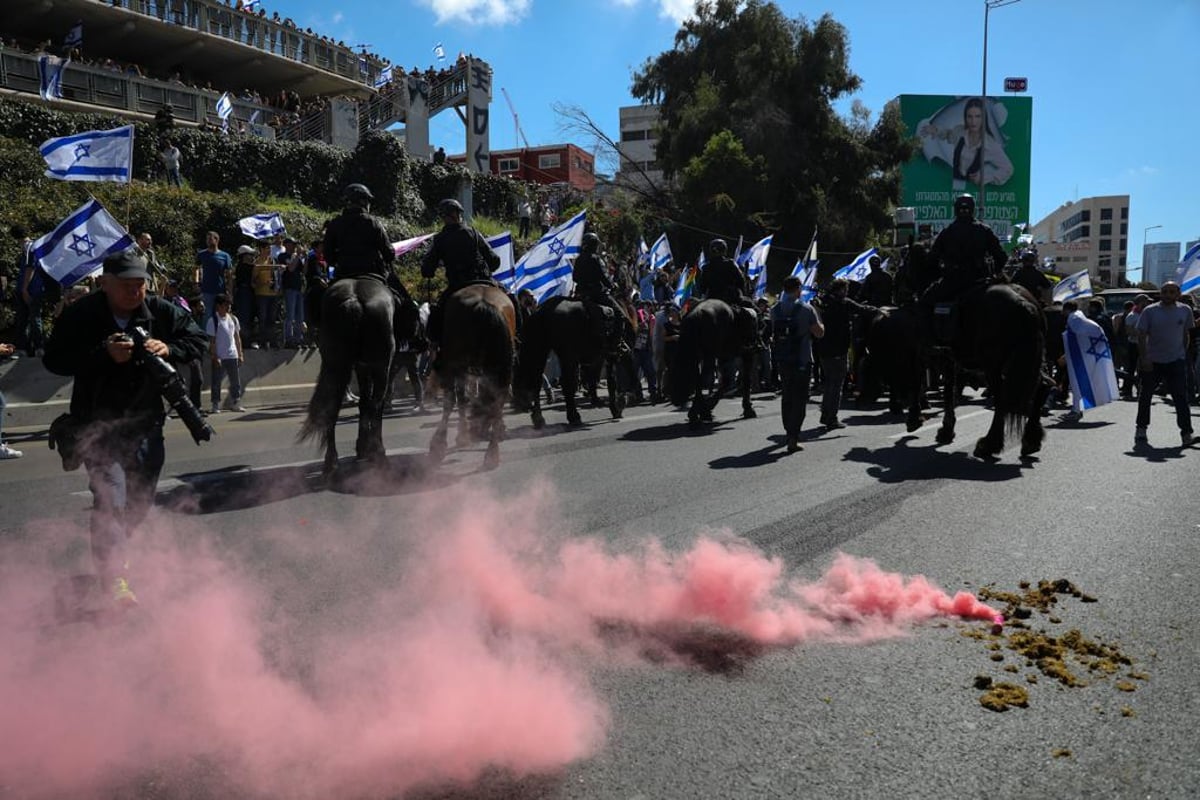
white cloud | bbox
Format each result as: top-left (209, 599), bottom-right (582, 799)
top-left (656, 0), bottom-right (696, 22)
top-left (332, 11), bottom-right (344, 23)
top-left (1123, 165), bottom-right (1160, 177)
top-left (420, 0), bottom-right (533, 25)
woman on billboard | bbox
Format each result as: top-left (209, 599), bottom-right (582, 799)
top-left (917, 97), bottom-right (1014, 192)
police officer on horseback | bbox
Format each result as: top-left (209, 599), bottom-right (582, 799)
top-left (1009, 249), bottom-right (1053, 305)
top-left (927, 194), bottom-right (1010, 299)
top-left (695, 238), bottom-right (762, 350)
top-left (324, 182), bottom-right (414, 308)
top-left (572, 232), bottom-right (626, 352)
top-left (420, 198), bottom-right (503, 349)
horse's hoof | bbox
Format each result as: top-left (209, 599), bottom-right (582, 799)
top-left (935, 429), bottom-right (955, 445)
top-left (906, 418), bottom-right (923, 433)
top-left (688, 418), bottom-right (703, 431)
top-left (532, 413), bottom-right (545, 430)
top-left (743, 407), bottom-right (757, 419)
top-left (700, 412), bottom-right (714, 423)
top-left (567, 414), bottom-right (584, 427)
top-left (973, 439), bottom-right (999, 460)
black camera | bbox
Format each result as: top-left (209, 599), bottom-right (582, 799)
top-left (124, 326), bottom-right (214, 445)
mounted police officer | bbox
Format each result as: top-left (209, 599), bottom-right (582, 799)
top-left (420, 198), bottom-right (503, 351)
top-left (1009, 249), bottom-right (1052, 305)
top-left (695, 238), bottom-right (762, 349)
top-left (572, 232), bottom-right (625, 351)
top-left (323, 182), bottom-right (415, 311)
top-left (927, 194), bottom-right (1010, 299)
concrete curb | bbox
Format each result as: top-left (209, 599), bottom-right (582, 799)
top-left (1, 347), bottom-right (325, 430)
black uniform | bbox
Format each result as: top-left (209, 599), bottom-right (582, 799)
top-left (929, 218), bottom-right (1009, 286)
top-left (860, 269), bottom-right (895, 307)
top-left (420, 222), bottom-right (499, 291)
top-left (1011, 264), bottom-right (1052, 300)
top-left (696, 256), bottom-right (749, 305)
top-left (43, 292), bottom-right (207, 581)
top-left (324, 207), bottom-right (394, 282)
top-left (573, 251), bottom-right (614, 302)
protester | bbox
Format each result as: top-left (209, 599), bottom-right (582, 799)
top-left (814, 278), bottom-right (876, 429)
top-left (1134, 281), bottom-right (1195, 446)
top-left (195, 230), bottom-right (232, 322)
top-left (770, 275), bottom-right (825, 453)
top-left (0, 343), bottom-right (20, 459)
top-left (207, 293), bottom-right (245, 413)
top-left (1060, 299), bottom-right (1119, 424)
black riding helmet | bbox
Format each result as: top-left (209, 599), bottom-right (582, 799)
top-left (581, 232), bottom-right (600, 253)
top-left (954, 193), bottom-right (976, 220)
top-left (438, 198), bottom-right (464, 218)
top-left (344, 183), bottom-right (374, 205)
top-left (708, 238), bottom-right (728, 257)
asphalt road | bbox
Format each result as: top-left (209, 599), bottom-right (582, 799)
top-left (2, 387), bottom-right (1198, 799)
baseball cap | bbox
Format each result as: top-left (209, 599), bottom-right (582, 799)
top-left (237, 244), bottom-right (256, 256)
top-left (102, 249), bottom-right (151, 280)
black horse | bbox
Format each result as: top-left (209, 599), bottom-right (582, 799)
top-left (515, 296), bottom-right (628, 429)
top-left (669, 298), bottom-right (757, 428)
top-left (429, 283), bottom-right (516, 469)
top-left (868, 281), bottom-right (1048, 459)
top-left (299, 278), bottom-right (419, 475)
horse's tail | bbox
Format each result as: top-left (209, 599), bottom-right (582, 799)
top-left (481, 301), bottom-right (515, 393)
top-left (298, 289), bottom-right (359, 453)
top-left (514, 305), bottom-right (550, 400)
top-left (999, 301), bottom-right (1046, 441)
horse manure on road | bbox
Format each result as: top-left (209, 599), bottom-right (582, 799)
top-left (958, 579), bottom-right (1148, 712)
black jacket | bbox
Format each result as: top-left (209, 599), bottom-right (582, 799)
top-left (929, 219), bottom-right (1009, 281)
top-left (1011, 265), bottom-right (1052, 296)
top-left (324, 208), bottom-right (394, 281)
top-left (421, 222), bottom-right (499, 291)
top-left (815, 294), bottom-right (877, 355)
top-left (43, 292), bottom-right (207, 426)
top-left (696, 256), bottom-right (747, 304)
top-left (860, 269), bottom-right (894, 307)
top-left (573, 252), bottom-right (613, 299)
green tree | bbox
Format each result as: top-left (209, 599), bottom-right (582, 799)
top-left (631, 0), bottom-right (914, 283)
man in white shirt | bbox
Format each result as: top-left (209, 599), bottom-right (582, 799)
top-left (206, 294), bottom-right (245, 413)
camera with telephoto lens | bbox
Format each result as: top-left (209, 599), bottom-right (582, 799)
top-left (122, 325), bottom-right (214, 444)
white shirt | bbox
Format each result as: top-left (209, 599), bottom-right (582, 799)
top-left (206, 312), bottom-right (241, 360)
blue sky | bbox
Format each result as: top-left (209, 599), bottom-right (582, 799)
top-left (288, 0), bottom-right (1197, 278)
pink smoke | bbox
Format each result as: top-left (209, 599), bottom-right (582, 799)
top-left (0, 484), bottom-right (995, 798)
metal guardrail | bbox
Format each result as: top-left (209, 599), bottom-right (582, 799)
top-left (99, 0), bottom-right (387, 88)
top-left (357, 62), bottom-right (472, 136)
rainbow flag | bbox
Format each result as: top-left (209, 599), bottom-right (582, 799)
top-left (673, 264), bottom-right (698, 307)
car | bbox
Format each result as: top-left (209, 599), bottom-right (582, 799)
top-left (1097, 288), bottom-right (1158, 316)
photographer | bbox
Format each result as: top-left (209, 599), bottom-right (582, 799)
top-left (43, 249), bottom-right (207, 608)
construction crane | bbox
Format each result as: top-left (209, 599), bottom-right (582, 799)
top-left (500, 87), bottom-right (531, 149)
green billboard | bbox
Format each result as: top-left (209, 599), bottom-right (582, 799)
top-left (897, 94), bottom-right (1032, 238)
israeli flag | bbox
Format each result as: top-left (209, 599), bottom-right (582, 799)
top-left (799, 263), bottom-right (819, 303)
top-left (673, 263), bottom-right (698, 307)
top-left (238, 212), bottom-right (285, 240)
top-left (243, 0), bottom-right (262, 9)
top-left (215, 92), bottom-right (234, 121)
top-left (40, 125), bottom-right (134, 183)
top-left (392, 232), bottom-right (435, 258)
top-left (38, 55), bottom-right (68, 101)
top-left (434, 42), bottom-right (446, 62)
top-left (31, 199), bottom-right (135, 287)
top-left (737, 235), bottom-right (773, 299)
top-left (374, 65), bottom-right (394, 89)
top-left (1063, 310), bottom-right (1118, 410)
top-left (647, 233), bottom-right (673, 271)
top-left (513, 210), bottom-right (586, 303)
top-left (64, 21), bottom-right (83, 49)
top-left (1052, 268), bottom-right (1093, 303)
top-left (833, 248), bottom-right (877, 283)
top-left (635, 236), bottom-right (649, 269)
top-left (1176, 243), bottom-right (1200, 295)
top-left (487, 231), bottom-right (516, 288)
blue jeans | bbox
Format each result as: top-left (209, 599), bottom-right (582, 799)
top-left (211, 358), bottom-right (242, 406)
top-left (632, 348), bottom-right (657, 395)
top-left (779, 363), bottom-right (812, 437)
top-left (14, 294), bottom-right (44, 355)
top-left (1136, 359), bottom-right (1192, 433)
top-left (284, 289), bottom-right (304, 343)
top-left (201, 292), bottom-right (219, 323)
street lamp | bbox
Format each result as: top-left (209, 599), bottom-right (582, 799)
top-left (1142, 224), bottom-right (1163, 284)
top-left (979, 0), bottom-right (1022, 228)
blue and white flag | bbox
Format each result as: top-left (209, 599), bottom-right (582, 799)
top-left (238, 212), bottom-right (285, 240)
top-left (38, 55), bottom-right (68, 101)
top-left (373, 65), bottom-right (394, 89)
top-left (513, 210), bottom-right (586, 303)
top-left (243, 0), bottom-right (262, 10)
top-left (215, 92), bottom-right (233, 121)
top-left (63, 21), bottom-right (83, 50)
top-left (635, 236), bottom-right (649, 269)
top-left (1063, 310), bottom-right (1118, 410)
top-left (1052, 268), bottom-right (1093, 303)
top-left (799, 264), bottom-right (820, 303)
top-left (737, 235), bottom-right (772, 299)
top-left (433, 42), bottom-right (446, 62)
top-left (40, 125), bottom-right (134, 183)
top-left (487, 231), bottom-right (517, 288)
top-left (647, 233), bottom-right (673, 271)
top-left (1176, 242), bottom-right (1200, 295)
top-left (832, 247), bottom-right (877, 283)
top-left (31, 199), bottom-right (135, 287)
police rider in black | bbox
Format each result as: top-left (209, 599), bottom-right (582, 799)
top-left (695, 238), bottom-right (762, 349)
top-left (927, 194), bottom-right (1010, 300)
top-left (1009, 249), bottom-right (1053, 305)
top-left (572, 232), bottom-right (625, 348)
top-left (420, 198), bottom-right (503, 348)
top-left (323, 183), bottom-right (415, 310)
